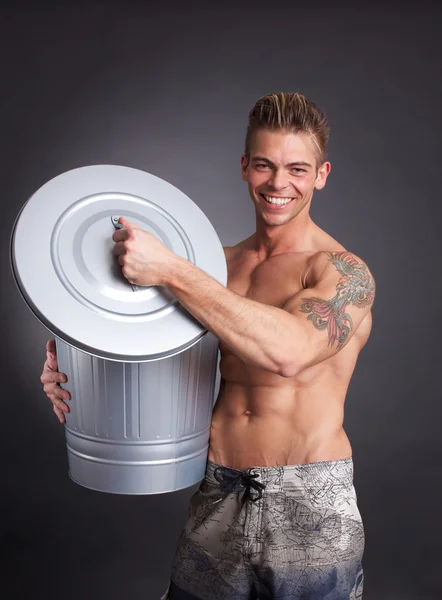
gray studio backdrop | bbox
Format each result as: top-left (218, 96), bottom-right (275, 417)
top-left (1, 3), bottom-right (441, 599)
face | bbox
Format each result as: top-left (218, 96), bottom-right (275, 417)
top-left (241, 129), bottom-right (331, 227)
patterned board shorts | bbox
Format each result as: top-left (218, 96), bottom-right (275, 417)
top-left (162, 457), bottom-right (364, 599)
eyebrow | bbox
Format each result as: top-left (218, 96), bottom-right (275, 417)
top-left (251, 156), bottom-right (313, 168)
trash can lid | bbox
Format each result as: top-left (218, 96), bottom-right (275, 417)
top-left (11, 165), bottom-right (227, 362)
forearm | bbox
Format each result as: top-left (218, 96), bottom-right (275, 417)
top-left (164, 257), bottom-right (304, 376)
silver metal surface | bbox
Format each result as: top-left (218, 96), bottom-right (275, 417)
top-left (11, 165), bottom-right (227, 362)
top-left (57, 332), bottom-right (221, 494)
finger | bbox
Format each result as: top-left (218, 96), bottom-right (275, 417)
top-left (46, 346), bottom-right (57, 365)
top-left (50, 382), bottom-right (71, 400)
top-left (46, 339), bottom-right (56, 353)
top-left (112, 228), bottom-right (129, 243)
top-left (118, 216), bottom-right (138, 229)
top-left (52, 403), bottom-right (66, 424)
top-left (49, 393), bottom-right (70, 413)
top-left (113, 240), bottom-right (127, 256)
top-left (45, 340), bottom-right (58, 368)
top-left (46, 355), bottom-right (58, 371)
top-left (41, 371), bottom-right (67, 385)
top-left (43, 382), bottom-right (68, 399)
top-left (120, 266), bottom-right (137, 285)
top-left (55, 387), bottom-right (71, 401)
top-left (43, 378), bottom-right (71, 400)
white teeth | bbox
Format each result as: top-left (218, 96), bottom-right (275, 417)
top-left (263, 195), bottom-right (293, 206)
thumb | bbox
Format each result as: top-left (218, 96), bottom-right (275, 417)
top-left (45, 339), bottom-right (58, 370)
top-left (46, 339), bottom-right (56, 353)
top-left (118, 216), bottom-right (138, 229)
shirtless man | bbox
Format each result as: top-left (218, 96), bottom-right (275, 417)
top-left (41, 92), bottom-right (375, 599)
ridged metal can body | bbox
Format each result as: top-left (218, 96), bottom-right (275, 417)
top-left (57, 333), bottom-right (220, 494)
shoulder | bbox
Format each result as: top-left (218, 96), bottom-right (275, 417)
top-left (223, 246), bottom-right (236, 261)
top-left (223, 236), bottom-right (254, 262)
top-left (311, 249), bottom-right (371, 270)
top-left (309, 250), bottom-right (376, 305)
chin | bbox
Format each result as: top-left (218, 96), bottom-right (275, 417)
top-left (262, 214), bottom-right (293, 227)
top-left (263, 206), bottom-right (301, 222)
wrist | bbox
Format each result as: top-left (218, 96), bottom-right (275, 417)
top-left (160, 254), bottom-right (190, 288)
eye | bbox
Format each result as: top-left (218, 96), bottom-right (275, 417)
top-left (292, 168), bottom-right (306, 174)
top-left (255, 163), bottom-right (269, 170)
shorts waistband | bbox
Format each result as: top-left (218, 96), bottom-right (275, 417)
top-left (205, 457), bottom-right (354, 494)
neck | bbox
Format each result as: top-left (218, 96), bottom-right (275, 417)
top-left (253, 210), bottom-right (316, 257)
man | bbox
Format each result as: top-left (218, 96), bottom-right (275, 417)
top-left (41, 92), bottom-right (375, 599)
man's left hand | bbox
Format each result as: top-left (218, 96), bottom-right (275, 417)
top-left (112, 217), bottom-right (175, 287)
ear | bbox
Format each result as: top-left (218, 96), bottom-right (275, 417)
top-left (314, 161), bottom-right (331, 190)
top-left (241, 154), bottom-right (249, 181)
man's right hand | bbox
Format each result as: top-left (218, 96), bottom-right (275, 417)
top-left (40, 339), bottom-right (71, 424)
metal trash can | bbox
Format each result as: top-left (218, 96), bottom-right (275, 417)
top-left (11, 165), bottom-right (227, 494)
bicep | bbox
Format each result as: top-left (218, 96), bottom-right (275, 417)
top-left (283, 252), bottom-right (375, 366)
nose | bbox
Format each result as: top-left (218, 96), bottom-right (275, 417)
top-left (268, 168), bottom-right (290, 191)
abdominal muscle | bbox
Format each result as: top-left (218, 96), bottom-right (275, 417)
top-left (207, 354), bottom-right (354, 470)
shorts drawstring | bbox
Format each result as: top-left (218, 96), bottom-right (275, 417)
top-left (213, 466), bottom-right (266, 502)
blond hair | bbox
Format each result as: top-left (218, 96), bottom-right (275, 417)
top-left (245, 92), bottom-right (330, 165)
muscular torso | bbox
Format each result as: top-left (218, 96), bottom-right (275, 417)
top-left (208, 237), bottom-right (372, 469)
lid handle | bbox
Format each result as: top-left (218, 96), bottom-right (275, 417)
top-left (111, 216), bottom-right (139, 292)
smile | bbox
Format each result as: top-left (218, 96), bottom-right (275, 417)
top-left (261, 194), bottom-right (294, 206)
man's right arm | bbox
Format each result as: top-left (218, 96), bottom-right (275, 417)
top-left (40, 339), bottom-right (71, 423)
